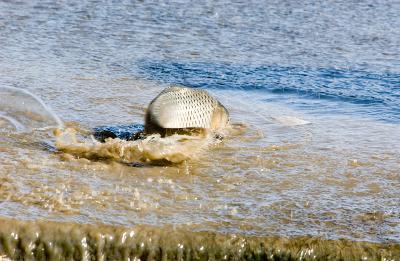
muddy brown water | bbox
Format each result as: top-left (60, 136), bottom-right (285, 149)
top-left (0, 83), bottom-right (399, 259)
top-left (0, 218), bottom-right (399, 260)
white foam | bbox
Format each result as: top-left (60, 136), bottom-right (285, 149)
top-left (272, 116), bottom-right (311, 126)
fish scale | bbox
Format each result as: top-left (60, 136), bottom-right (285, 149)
top-left (145, 86), bottom-right (229, 132)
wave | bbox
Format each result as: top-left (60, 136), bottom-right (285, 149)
top-left (0, 217), bottom-right (398, 260)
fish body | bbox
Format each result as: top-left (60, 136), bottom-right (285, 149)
top-left (145, 86), bottom-right (229, 135)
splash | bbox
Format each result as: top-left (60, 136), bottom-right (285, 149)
top-left (55, 128), bottom-right (216, 164)
top-left (0, 86), bottom-right (63, 132)
top-left (0, 87), bottom-right (222, 164)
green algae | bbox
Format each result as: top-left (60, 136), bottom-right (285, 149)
top-left (0, 218), bottom-right (398, 260)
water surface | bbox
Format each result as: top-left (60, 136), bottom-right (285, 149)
top-left (0, 0), bottom-right (399, 258)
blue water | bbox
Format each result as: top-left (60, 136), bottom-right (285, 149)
top-left (138, 60), bottom-right (400, 122)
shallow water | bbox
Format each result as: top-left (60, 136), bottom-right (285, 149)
top-left (0, 0), bottom-right (399, 258)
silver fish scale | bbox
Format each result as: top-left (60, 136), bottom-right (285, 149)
top-left (149, 87), bottom-right (218, 129)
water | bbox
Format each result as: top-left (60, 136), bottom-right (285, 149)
top-left (0, 0), bottom-right (399, 259)
top-left (138, 61), bottom-right (400, 123)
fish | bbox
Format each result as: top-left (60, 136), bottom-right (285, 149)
top-left (92, 86), bottom-right (229, 141)
top-left (145, 86), bottom-right (229, 136)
